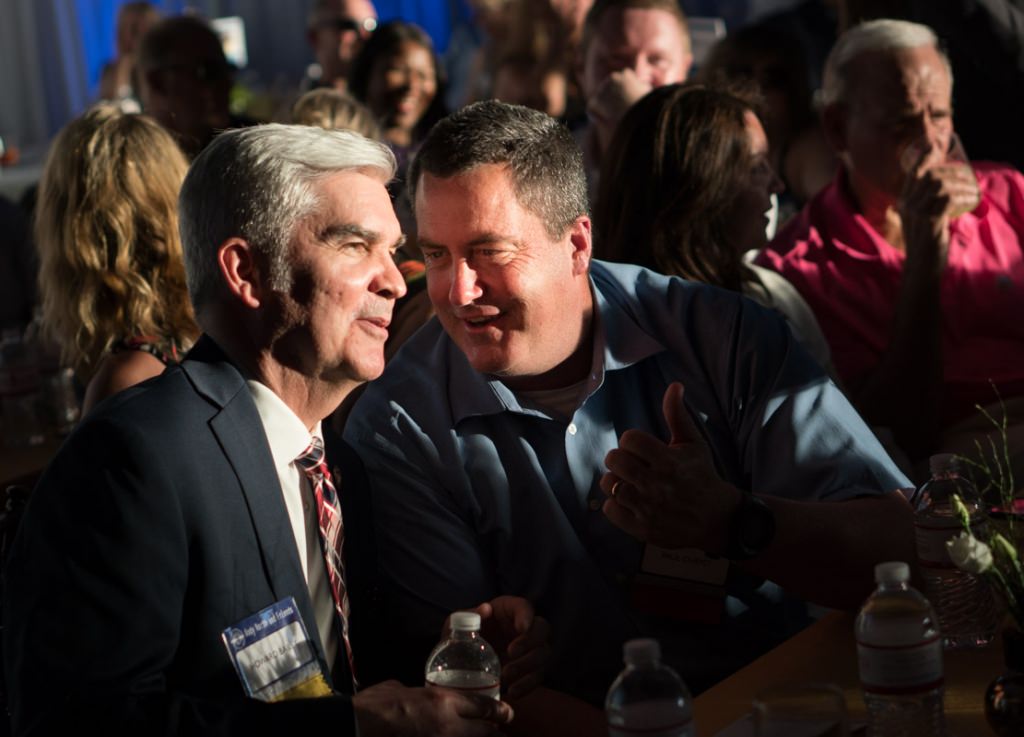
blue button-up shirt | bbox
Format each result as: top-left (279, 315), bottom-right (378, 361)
top-left (345, 261), bottom-right (909, 701)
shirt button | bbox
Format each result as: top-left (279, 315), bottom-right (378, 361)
top-left (303, 499), bottom-right (311, 512)
top-left (568, 423), bottom-right (578, 435)
top-left (588, 498), bottom-right (602, 511)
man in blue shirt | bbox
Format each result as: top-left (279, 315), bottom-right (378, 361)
top-left (345, 100), bottom-right (914, 703)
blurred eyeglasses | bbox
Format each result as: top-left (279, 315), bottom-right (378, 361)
top-left (320, 16), bottom-right (377, 34)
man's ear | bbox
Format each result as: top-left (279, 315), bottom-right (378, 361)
top-left (218, 237), bottom-right (264, 309)
top-left (821, 102), bottom-right (848, 156)
top-left (569, 215), bottom-right (592, 276)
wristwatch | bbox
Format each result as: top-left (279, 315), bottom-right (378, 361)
top-left (724, 493), bottom-right (776, 561)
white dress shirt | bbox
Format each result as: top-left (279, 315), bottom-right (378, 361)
top-left (246, 380), bottom-right (338, 671)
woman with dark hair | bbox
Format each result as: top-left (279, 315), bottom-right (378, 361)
top-left (348, 21), bottom-right (446, 157)
top-left (594, 83), bottom-right (833, 371)
top-left (345, 21), bottom-right (445, 364)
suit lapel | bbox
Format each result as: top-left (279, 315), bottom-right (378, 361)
top-left (181, 337), bottom-right (334, 681)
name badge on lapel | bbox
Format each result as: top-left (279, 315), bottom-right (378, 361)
top-left (630, 545), bottom-right (729, 624)
top-left (222, 596), bottom-right (332, 701)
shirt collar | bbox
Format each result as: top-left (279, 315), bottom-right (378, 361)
top-left (447, 264), bottom-right (665, 425)
top-left (825, 168), bottom-right (991, 259)
top-left (246, 380), bottom-right (322, 469)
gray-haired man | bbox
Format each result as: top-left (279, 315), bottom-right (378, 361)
top-left (4, 124), bottom-right (541, 736)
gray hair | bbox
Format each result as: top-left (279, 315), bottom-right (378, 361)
top-left (820, 19), bottom-right (952, 108)
top-left (408, 100), bottom-right (588, 239)
top-left (178, 123), bottom-right (395, 313)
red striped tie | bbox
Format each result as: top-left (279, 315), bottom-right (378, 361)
top-left (296, 437), bottom-right (356, 689)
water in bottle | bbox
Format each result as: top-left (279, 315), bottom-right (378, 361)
top-left (856, 561), bottom-right (946, 737)
top-left (424, 611), bottom-right (500, 700)
top-left (605, 638), bottom-right (693, 737)
top-left (913, 453), bottom-right (998, 648)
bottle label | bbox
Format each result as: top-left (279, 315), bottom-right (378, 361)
top-left (425, 669), bottom-right (500, 701)
top-left (857, 635), bottom-right (943, 694)
top-left (607, 700), bottom-right (693, 736)
top-left (607, 718), bottom-right (693, 737)
top-left (914, 519), bottom-right (982, 568)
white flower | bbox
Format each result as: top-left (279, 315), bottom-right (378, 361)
top-left (946, 532), bottom-right (994, 574)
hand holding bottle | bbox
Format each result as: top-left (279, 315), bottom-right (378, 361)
top-left (353, 678), bottom-right (513, 737)
top-left (466, 596), bottom-right (551, 698)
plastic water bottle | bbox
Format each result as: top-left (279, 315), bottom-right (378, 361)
top-left (605, 638), bottom-right (693, 737)
top-left (913, 453), bottom-right (998, 648)
top-left (856, 561), bottom-right (946, 737)
top-left (424, 611), bottom-right (500, 700)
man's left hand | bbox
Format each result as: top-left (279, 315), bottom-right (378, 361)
top-left (600, 382), bottom-right (741, 552)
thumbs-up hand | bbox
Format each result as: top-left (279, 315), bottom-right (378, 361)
top-left (600, 382), bottom-right (741, 553)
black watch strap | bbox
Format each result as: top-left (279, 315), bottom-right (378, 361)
top-left (724, 493), bottom-right (776, 561)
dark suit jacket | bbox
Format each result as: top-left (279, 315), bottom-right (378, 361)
top-left (2, 336), bottom-right (378, 736)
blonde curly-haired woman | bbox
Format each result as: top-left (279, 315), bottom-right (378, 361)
top-left (35, 104), bottom-right (199, 414)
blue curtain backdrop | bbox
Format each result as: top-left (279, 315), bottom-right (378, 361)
top-left (4, 0), bottom-right (796, 150)
top-left (73, 0), bottom-right (459, 101)
top-left (75, 1), bottom-right (189, 99)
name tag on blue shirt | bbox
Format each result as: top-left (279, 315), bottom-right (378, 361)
top-left (632, 545), bottom-right (728, 624)
top-left (221, 596), bottom-right (332, 701)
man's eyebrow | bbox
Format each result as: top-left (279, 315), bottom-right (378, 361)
top-left (467, 233), bottom-right (512, 247)
top-left (416, 236), bottom-right (445, 251)
top-left (320, 223), bottom-right (379, 243)
top-left (320, 224), bottom-right (406, 253)
top-left (417, 233), bottom-right (512, 250)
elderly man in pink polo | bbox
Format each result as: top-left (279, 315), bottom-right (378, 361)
top-left (756, 19), bottom-right (1024, 478)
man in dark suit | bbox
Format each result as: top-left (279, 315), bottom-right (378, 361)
top-left (3, 124), bottom-right (538, 736)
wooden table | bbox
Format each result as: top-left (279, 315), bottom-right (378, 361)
top-left (693, 610), bottom-right (1004, 736)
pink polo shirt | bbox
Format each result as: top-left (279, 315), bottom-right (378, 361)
top-left (756, 164), bottom-right (1024, 424)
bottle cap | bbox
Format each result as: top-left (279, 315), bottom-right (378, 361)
top-left (450, 612), bottom-right (481, 632)
top-left (929, 453), bottom-right (959, 475)
top-left (874, 561), bottom-right (910, 584)
top-left (623, 638), bottom-right (661, 666)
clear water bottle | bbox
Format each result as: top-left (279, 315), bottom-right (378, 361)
top-left (856, 561), bottom-right (946, 737)
top-left (913, 453), bottom-right (998, 648)
top-left (424, 611), bottom-right (500, 700)
top-left (605, 638), bottom-right (693, 737)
